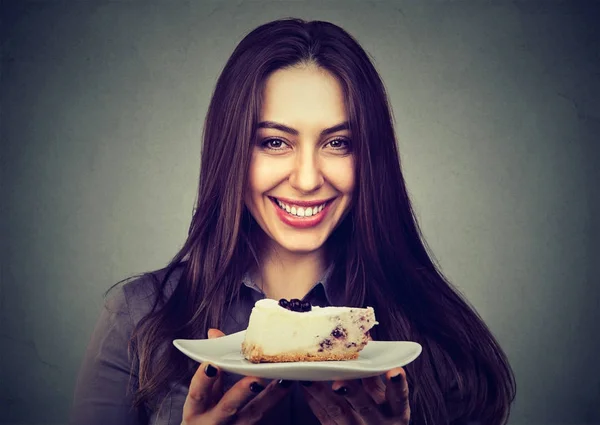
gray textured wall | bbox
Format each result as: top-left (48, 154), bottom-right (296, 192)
top-left (1, 1), bottom-right (599, 424)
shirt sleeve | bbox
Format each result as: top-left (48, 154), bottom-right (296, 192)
top-left (69, 286), bottom-right (145, 425)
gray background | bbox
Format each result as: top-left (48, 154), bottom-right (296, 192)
top-left (1, 1), bottom-right (599, 424)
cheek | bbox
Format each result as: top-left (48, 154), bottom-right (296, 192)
top-left (248, 156), bottom-right (288, 194)
top-left (324, 158), bottom-right (355, 194)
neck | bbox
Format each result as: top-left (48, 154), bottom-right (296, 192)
top-left (255, 245), bottom-right (327, 301)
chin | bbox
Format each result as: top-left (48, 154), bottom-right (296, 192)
top-left (283, 245), bottom-right (322, 255)
top-left (272, 233), bottom-right (328, 255)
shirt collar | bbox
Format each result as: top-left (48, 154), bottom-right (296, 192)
top-left (241, 263), bottom-right (338, 305)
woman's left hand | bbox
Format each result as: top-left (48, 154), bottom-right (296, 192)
top-left (301, 367), bottom-right (410, 425)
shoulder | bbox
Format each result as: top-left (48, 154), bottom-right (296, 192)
top-left (105, 263), bottom-right (185, 326)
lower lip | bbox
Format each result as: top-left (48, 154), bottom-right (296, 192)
top-left (270, 198), bottom-right (332, 229)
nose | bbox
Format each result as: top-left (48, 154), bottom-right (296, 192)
top-left (288, 149), bottom-right (324, 193)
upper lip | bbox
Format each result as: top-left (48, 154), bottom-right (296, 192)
top-left (271, 196), bottom-right (334, 207)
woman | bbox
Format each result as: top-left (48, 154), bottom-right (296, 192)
top-left (71, 18), bottom-right (516, 425)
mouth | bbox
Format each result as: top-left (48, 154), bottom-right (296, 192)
top-left (269, 197), bottom-right (332, 217)
top-left (268, 196), bottom-right (334, 228)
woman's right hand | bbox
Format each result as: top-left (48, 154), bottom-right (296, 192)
top-left (181, 329), bottom-right (293, 425)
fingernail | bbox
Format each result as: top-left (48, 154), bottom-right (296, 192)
top-left (204, 364), bottom-right (217, 378)
top-left (277, 379), bottom-right (293, 388)
top-left (390, 374), bottom-right (402, 382)
top-left (300, 381), bottom-right (312, 387)
top-left (250, 382), bottom-right (265, 393)
top-left (333, 386), bottom-right (348, 395)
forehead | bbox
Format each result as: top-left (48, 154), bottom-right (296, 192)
top-left (260, 65), bottom-right (347, 128)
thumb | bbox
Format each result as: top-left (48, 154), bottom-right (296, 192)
top-left (207, 328), bottom-right (226, 339)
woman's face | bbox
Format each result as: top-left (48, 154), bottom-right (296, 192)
top-left (245, 65), bottom-right (355, 255)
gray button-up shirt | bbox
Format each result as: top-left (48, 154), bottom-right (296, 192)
top-left (70, 266), bottom-right (338, 425)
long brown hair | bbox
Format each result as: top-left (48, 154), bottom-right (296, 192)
top-left (125, 18), bottom-right (516, 424)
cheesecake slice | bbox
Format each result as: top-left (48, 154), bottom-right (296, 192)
top-left (241, 298), bottom-right (378, 363)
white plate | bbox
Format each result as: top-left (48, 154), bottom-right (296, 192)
top-left (173, 331), bottom-right (422, 381)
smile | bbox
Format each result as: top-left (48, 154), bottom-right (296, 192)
top-left (268, 197), bottom-right (334, 228)
top-left (273, 199), bottom-right (328, 217)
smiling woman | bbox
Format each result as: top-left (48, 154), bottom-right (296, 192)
top-left (70, 18), bottom-right (516, 425)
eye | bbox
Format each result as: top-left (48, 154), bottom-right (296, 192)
top-left (260, 138), bottom-right (289, 151)
top-left (325, 138), bottom-right (351, 151)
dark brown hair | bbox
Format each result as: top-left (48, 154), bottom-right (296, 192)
top-left (125, 18), bottom-right (516, 424)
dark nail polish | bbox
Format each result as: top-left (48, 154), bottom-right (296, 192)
top-left (390, 374), bottom-right (402, 382)
top-left (334, 386), bottom-right (348, 395)
top-left (277, 379), bottom-right (293, 388)
top-left (205, 364), bottom-right (217, 378)
top-left (250, 382), bottom-right (265, 393)
top-left (300, 381), bottom-right (313, 387)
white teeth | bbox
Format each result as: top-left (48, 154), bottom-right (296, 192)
top-left (274, 199), bottom-right (328, 217)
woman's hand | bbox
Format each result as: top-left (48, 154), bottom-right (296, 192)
top-left (301, 368), bottom-right (410, 425)
top-left (181, 329), bottom-right (293, 425)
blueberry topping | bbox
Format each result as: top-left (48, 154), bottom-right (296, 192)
top-left (278, 298), bottom-right (312, 312)
top-left (290, 298), bottom-right (302, 311)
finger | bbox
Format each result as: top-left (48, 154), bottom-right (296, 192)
top-left (361, 375), bottom-right (386, 405)
top-left (236, 379), bottom-right (294, 424)
top-left (209, 376), bottom-right (268, 424)
top-left (206, 329), bottom-right (225, 401)
top-left (385, 368), bottom-right (410, 421)
top-left (210, 371), bottom-right (224, 406)
top-left (208, 328), bottom-right (226, 339)
top-left (182, 362), bottom-right (220, 421)
top-left (301, 381), bottom-right (359, 425)
top-left (332, 380), bottom-right (385, 425)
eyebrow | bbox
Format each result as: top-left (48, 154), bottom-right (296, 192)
top-left (257, 121), bottom-right (349, 137)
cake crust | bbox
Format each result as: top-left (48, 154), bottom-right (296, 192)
top-left (242, 342), bottom-right (360, 363)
